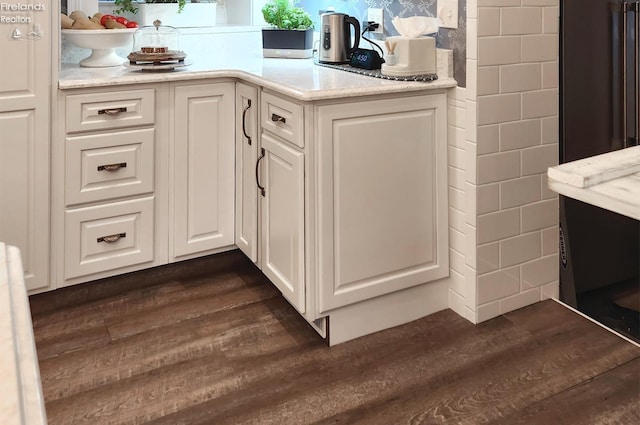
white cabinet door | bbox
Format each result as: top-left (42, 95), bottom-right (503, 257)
top-left (172, 82), bottom-right (235, 258)
top-left (0, 4), bottom-right (51, 292)
top-left (260, 132), bottom-right (306, 313)
top-left (235, 83), bottom-right (259, 263)
top-left (316, 94), bottom-right (449, 312)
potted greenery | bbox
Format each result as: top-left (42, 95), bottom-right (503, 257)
top-left (114, 0), bottom-right (186, 15)
top-left (261, 0), bottom-right (314, 58)
top-left (113, 1), bottom-right (216, 27)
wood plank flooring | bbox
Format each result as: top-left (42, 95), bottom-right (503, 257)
top-left (30, 250), bottom-right (640, 425)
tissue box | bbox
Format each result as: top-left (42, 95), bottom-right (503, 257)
top-left (381, 36), bottom-right (436, 77)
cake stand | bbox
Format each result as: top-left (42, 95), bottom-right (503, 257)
top-left (62, 29), bottom-right (137, 67)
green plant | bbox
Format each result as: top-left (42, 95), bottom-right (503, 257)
top-left (261, 0), bottom-right (313, 30)
top-left (113, 0), bottom-right (189, 16)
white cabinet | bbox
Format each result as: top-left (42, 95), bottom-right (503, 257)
top-left (259, 133), bottom-right (306, 313)
top-left (236, 88), bottom-right (306, 313)
top-left (235, 83), bottom-right (259, 263)
top-left (55, 81), bottom-right (235, 288)
top-left (315, 94), bottom-right (449, 312)
top-left (0, 7), bottom-right (51, 292)
top-left (56, 88), bottom-right (160, 287)
top-left (171, 82), bottom-right (235, 259)
top-left (259, 93), bottom-right (306, 313)
top-left (235, 89), bottom-right (449, 342)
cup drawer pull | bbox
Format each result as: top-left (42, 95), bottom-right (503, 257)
top-left (97, 232), bottom-right (126, 244)
top-left (271, 113), bottom-right (286, 124)
top-left (97, 162), bottom-right (127, 172)
top-left (98, 107), bottom-right (127, 116)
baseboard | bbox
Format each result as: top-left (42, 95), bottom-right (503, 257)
top-left (326, 279), bottom-right (449, 346)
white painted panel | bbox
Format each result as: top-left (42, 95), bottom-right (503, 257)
top-left (261, 133), bottom-right (305, 313)
top-left (317, 94), bottom-right (449, 312)
top-left (235, 83), bottom-right (259, 263)
top-left (0, 0), bottom-right (51, 292)
top-left (0, 110), bottom-right (48, 291)
top-left (64, 197), bottom-right (155, 280)
top-left (65, 128), bottom-right (155, 205)
top-left (172, 83), bottom-right (235, 258)
top-left (66, 89), bottom-right (155, 133)
top-left (332, 110), bottom-right (437, 286)
top-left (261, 91), bottom-right (304, 148)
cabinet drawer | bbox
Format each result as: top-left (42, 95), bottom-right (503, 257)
top-left (64, 197), bottom-right (155, 279)
top-left (66, 89), bottom-right (155, 133)
top-left (261, 92), bottom-right (304, 148)
top-left (65, 128), bottom-right (155, 206)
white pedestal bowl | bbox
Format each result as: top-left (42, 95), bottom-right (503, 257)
top-left (62, 29), bottom-right (137, 67)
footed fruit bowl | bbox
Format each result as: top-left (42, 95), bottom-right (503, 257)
top-left (62, 28), bottom-right (137, 67)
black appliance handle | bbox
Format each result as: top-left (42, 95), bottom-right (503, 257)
top-left (622, 1), bottom-right (640, 148)
top-left (635, 1), bottom-right (639, 146)
top-left (345, 15), bottom-right (361, 56)
top-left (623, 0), bottom-right (628, 147)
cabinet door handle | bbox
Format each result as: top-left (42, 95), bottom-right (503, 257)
top-left (97, 232), bottom-right (126, 244)
top-left (97, 162), bottom-right (127, 172)
top-left (255, 147), bottom-right (266, 197)
top-left (98, 107), bottom-right (127, 116)
top-left (242, 99), bottom-right (252, 145)
top-left (271, 113), bottom-right (286, 124)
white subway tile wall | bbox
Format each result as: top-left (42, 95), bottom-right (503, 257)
top-left (500, 7), bottom-right (542, 35)
top-left (457, 0), bottom-right (559, 322)
top-left (500, 63), bottom-right (542, 93)
top-left (447, 87), bottom-right (477, 321)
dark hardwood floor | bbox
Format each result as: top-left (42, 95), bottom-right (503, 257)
top-left (30, 250), bottom-right (640, 425)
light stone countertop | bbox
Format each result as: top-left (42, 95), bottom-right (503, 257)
top-left (0, 243), bottom-right (47, 425)
top-left (548, 146), bottom-right (640, 220)
top-left (58, 51), bottom-right (457, 101)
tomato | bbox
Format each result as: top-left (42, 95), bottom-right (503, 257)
top-left (125, 21), bottom-right (139, 28)
top-left (115, 16), bottom-right (128, 25)
top-left (100, 14), bottom-right (115, 26)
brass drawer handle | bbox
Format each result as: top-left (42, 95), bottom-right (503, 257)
top-left (98, 107), bottom-right (127, 116)
top-left (97, 162), bottom-right (127, 172)
top-left (97, 232), bottom-right (126, 244)
top-left (271, 113), bottom-right (286, 124)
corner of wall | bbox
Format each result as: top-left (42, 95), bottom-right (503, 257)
top-left (447, 0), bottom-right (561, 324)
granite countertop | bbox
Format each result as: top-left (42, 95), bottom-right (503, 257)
top-left (547, 145), bottom-right (640, 220)
top-left (58, 51), bottom-right (457, 101)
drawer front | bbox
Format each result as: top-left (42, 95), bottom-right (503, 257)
top-left (66, 89), bottom-right (155, 133)
top-left (66, 128), bottom-right (155, 206)
top-left (64, 197), bottom-right (155, 279)
top-left (261, 92), bottom-right (304, 148)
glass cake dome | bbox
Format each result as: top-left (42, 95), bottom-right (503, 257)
top-left (128, 19), bottom-right (187, 68)
top-left (131, 19), bottom-right (181, 53)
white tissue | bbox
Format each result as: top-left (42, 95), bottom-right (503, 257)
top-left (391, 16), bottom-right (440, 38)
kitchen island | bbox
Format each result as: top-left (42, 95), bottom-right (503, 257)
top-left (0, 243), bottom-right (47, 425)
top-left (547, 145), bottom-right (640, 220)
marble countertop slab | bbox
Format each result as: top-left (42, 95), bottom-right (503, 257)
top-left (548, 146), bottom-right (640, 220)
top-left (58, 51), bottom-right (457, 101)
top-left (0, 243), bottom-right (47, 425)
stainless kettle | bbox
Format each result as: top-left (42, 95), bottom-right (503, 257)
top-left (319, 13), bottom-right (361, 64)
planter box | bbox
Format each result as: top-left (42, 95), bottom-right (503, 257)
top-left (138, 3), bottom-right (217, 28)
top-left (262, 28), bottom-right (313, 59)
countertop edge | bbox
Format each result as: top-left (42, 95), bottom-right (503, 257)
top-left (0, 243), bottom-right (47, 425)
top-left (58, 64), bottom-right (458, 101)
top-left (547, 146), bottom-right (640, 221)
